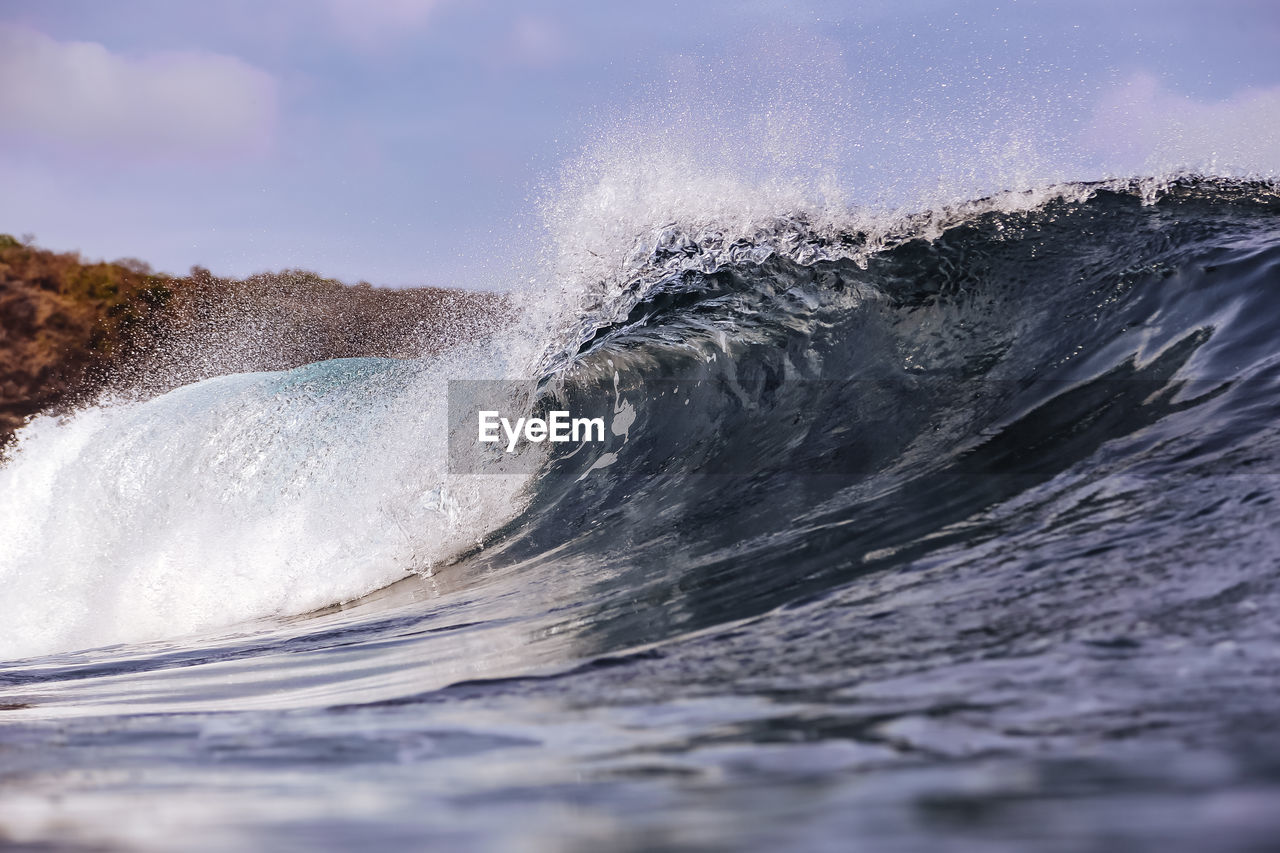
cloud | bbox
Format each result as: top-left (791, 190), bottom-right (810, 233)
top-left (0, 24), bottom-right (277, 158)
top-left (326, 0), bottom-right (447, 45)
top-left (506, 16), bottom-right (568, 68)
top-left (1085, 73), bottom-right (1280, 177)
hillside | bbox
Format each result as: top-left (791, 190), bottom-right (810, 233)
top-left (0, 235), bottom-right (506, 444)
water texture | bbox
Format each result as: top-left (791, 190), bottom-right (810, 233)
top-left (2, 179), bottom-right (1280, 851)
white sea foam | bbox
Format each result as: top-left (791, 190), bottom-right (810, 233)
top-left (0, 341), bottom-right (539, 660)
top-left (529, 57), bottom-right (1280, 374)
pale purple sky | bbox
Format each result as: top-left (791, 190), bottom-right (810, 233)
top-left (0, 1), bottom-right (1277, 290)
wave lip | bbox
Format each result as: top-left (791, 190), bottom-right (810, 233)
top-left (536, 176), bottom-right (1279, 374)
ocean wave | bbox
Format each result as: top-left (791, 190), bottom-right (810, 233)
top-left (1, 177), bottom-right (1277, 660)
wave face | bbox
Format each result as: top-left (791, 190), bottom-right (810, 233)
top-left (3, 178), bottom-right (1280, 851)
top-left (492, 179), bottom-right (1280, 645)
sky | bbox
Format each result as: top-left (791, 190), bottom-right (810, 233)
top-left (0, 0), bottom-right (1277, 290)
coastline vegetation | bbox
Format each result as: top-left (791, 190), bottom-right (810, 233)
top-left (0, 234), bottom-right (504, 444)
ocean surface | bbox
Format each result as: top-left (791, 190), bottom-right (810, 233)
top-left (3, 178), bottom-right (1280, 851)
